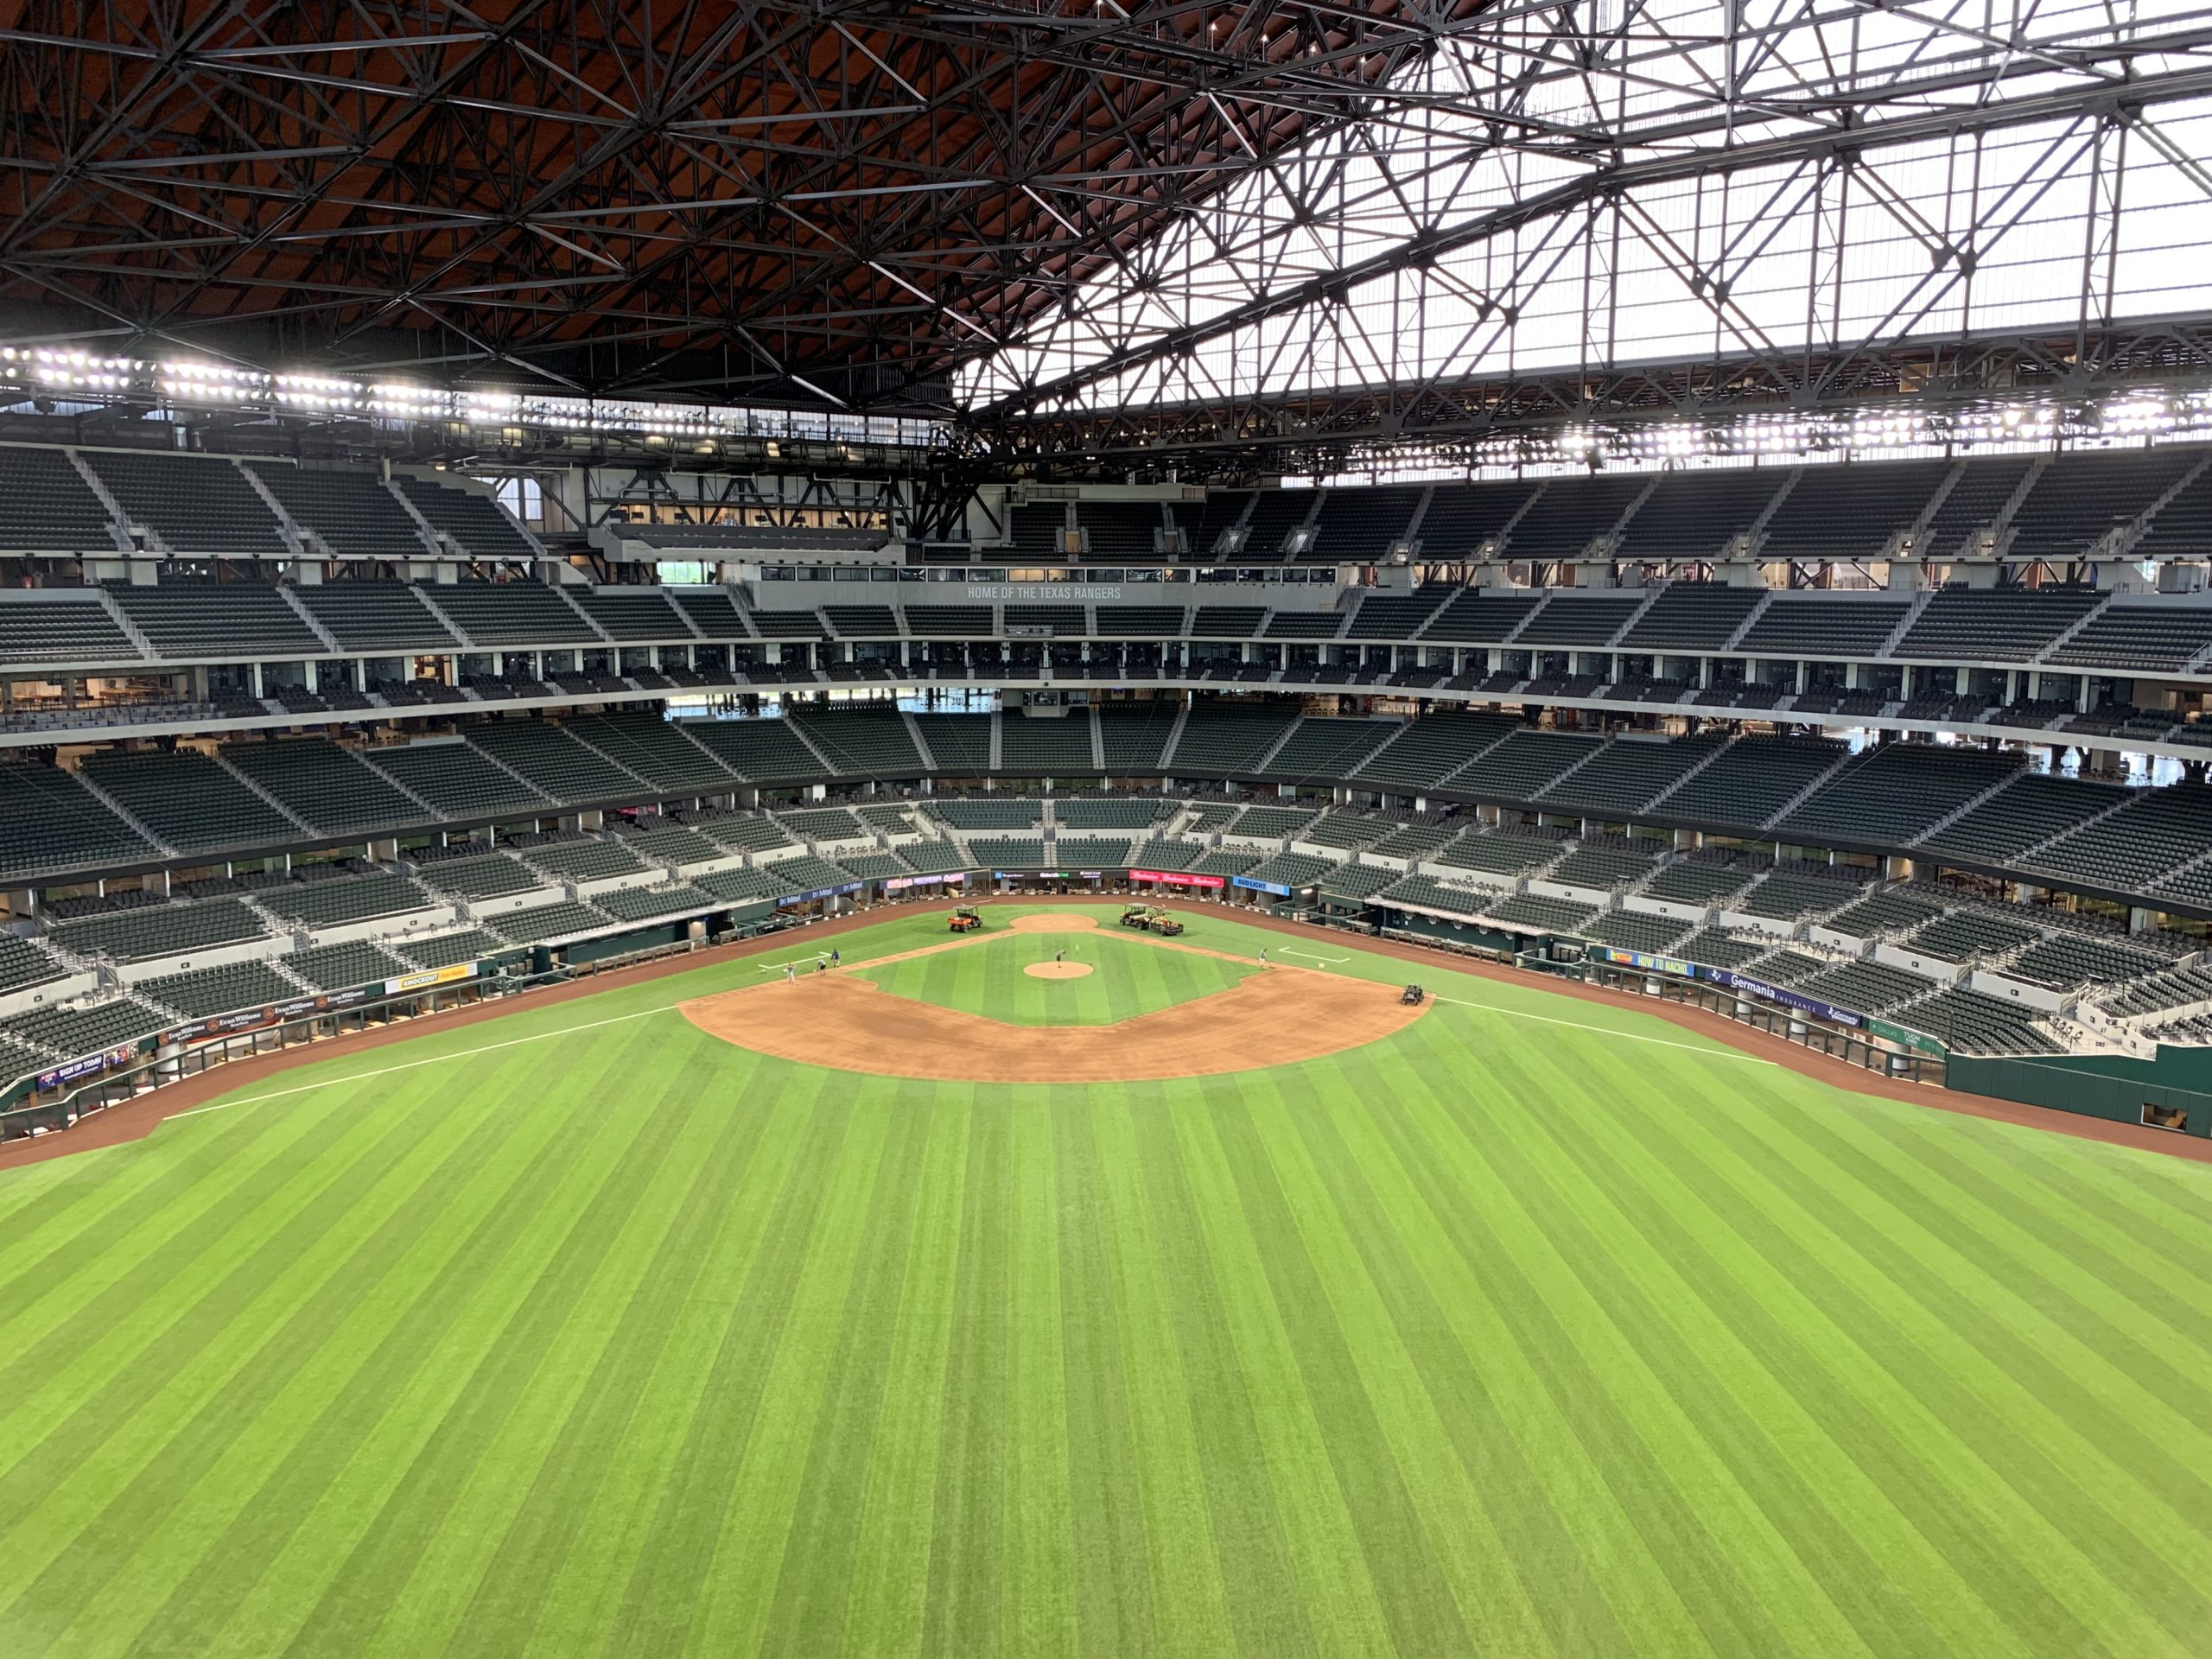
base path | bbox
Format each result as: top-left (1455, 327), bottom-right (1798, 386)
top-left (680, 964), bottom-right (1424, 1083)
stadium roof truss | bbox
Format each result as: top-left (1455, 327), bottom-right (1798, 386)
top-left (6, 0), bottom-right (2212, 464)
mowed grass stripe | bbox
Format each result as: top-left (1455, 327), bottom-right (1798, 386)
top-left (438, 1049), bottom-right (790, 1657)
top-left (1085, 1096), bottom-right (1240, 1657)
top-left (1526, 1036), bottom-right (2149, 1657)
top-left (837, 1091), bottom-right (969, 1659)
top-left (1128, 1083), bottom-right (1319, 1659)
top-left (754, 1096), bottom-right (939, 1659)
top-left (1052, 1096), bottom-right (1160, 1659)
top-left (1166, 1085), bottom-right (1398, 1659)
top-left (1000, 1098), bottom-right (1077, 1659)
top-left (6, 1065), bottom-right (549, 1658)
top-left (1419, 1034), bottom-right (1984, 1659)
top-left (1205, 1089), bottom-right (1491, 1658)
top-left (601, 1071), bottom-right (858, 1659)
top-left (517, 1063), bottom-right (820, 1657)
top-left (856, 931), bottom-right (1249, 1027)
top-left (105, 1045), bottom-right (642, 1658)
top-left (207, 1038), bottom-right (680, 1658)
top-left (1624, 1061), bottom-right (2212, 1641)
top-left (344, 1041), bottom-right (753, 1659)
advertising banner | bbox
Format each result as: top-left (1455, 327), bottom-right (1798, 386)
top-left (384, 962), bottom-right (479, 996)
top-left (1700, 967), bottom-right (1863, 1028)
top-left (1130, 869), bottom-right (1226, 890)
top-left (882, 872), bottom-right (969, 892)
top-left (1866, 1015), bottom-right (1948, 1057)
top-left (1232, 874), bottom-right (1294, 897)
top-left (778, 881), bottom-right (865, 906)
top-left (35, 1043), bottom-right (138, 1091)
top-left (1597, 946), bottom-right (1694, 976)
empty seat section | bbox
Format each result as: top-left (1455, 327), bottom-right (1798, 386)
top-left (80, 750), bottom-right (299, 851)
top-left (396, 476), bottom-right (540, 559)
top-left (1190, 606), bottom-right (1265, 638)
top-left (493, 900), bottom-right (615, 944)
top-left (251, 466), bottom-right (427, 560)
top-left (1353, 712), bottom-right (1516, 790)
top-left (1414, 480), bottom-right (1539, 559)
top-left (1618, 584), bottom-right (1764, 651)
top-left (1503, 475), bottom-right (1648, 562)
top-left (786, 707), bottom-right (926, 775)
top-left (2044, 603), bottom-right (2212, 671)
top-left (0, 447), bottom-right (118, 552)
top-left (1540, 734), bottom-right (1722, 815)
top-left (258, 871), bottom-right (435, 930)
top-left (0, 936), bottom-right (64, 994)
top-left (1346, 592), bottom-right (1446, 639)
top-left (564, 711), bottom-right (734, 791)
top-left (83, 450), bottom-right (289, 556)
top-left (677, 716), bottom-right (827, 779)
top-left (2003, 449), bottom-right (2190, 560)
top-left (1262, 718), bottom-right (1396, 779)
top-left (1919, 457), bottom-right (2031, 558)
top-left (573, 587), bottom-right (693, 639)
top-left (1094, 604), bottom-right (1188, 636)
top-left (49, 898), bottom-right (269, 963)
top-left (468, 722), bottom-right (643, 802)
top-left (901, 604), bottom-right (992, 635)
top-left (1166, 705), bottom-right (1298, 772)
top-left (745, 607), bottom-right (823, 639)
top-left (1307, 486), bottom-right (1421, 563)
top-left (672, 589), bottom-right (751, 638)
top-left (3, 997), bottom-right (168, 1058)
top-left (109, 582), bottom-right (321, 658)
top-left (1096, 706), bottom-right (1179, 771)
top-left (1735, 594), bottom-right (1908, 657)
top-left (1779, 743), bottom-right (2022, 846)
top-left (2030, 784), bottom-right (2212, 893)
top-left (1915, 773), bottom-right (2123, 863)
top-left (224, 738), bottom-right (429, 834)
top-left (423, 581), bottom-right (597, 645)
top-left (1451, 730), bottom-right (1602, 800)
top-left (1171, 492), bottom-right (1251, 559)
top-left (1759, 460), bottom-right (1950, 561)
top-left (1514, 594), bottom-right (1643, 647)
top-left (1076, 501), bottom-right (1164, 560)
top-left (1661, 737), bottom-right (1845, 829)
top-left (0, 765), bottom-right (154, 880)
top-left (1262, 610), bottom-right (1343, 639)
top-left (821, 605), bottom-right (897, 638)
top-left (1004, 505), bottom-right (1067, 559)
top-left (1892, 588), bottom-right (2102, 660)
top-left (1235, 493), bottom-right (1314, 562)
top-left (2130, 461), bottom-right (2212, 561)
top-left (0, 597), bottom-right (137, 666)
top-left (1617, 470), bottom-right (1784, 559)
top-left (281, 939), bottom-right (410, 989)
top-left (999, 714), bottom-right (1096, 773)
top-left (912, 715), bottom-right (992, 771)
top-left (292, 581), bottom-right (461, 651)
top-left (366, 741), bottom-right (554, 818)
top-left (1419, 590), bottom-right (1542, 644)
top-left (141, 960), bottom-right (300, 1020)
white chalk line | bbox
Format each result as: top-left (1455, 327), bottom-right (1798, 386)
top-left (1430, 995), bottom-right (1778, 1065)
top-left (167, 1003), bottom-right (683, 1121)
top-left (1275, 948), bottom-right (1350, 964)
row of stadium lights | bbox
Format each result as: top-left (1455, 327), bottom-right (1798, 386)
top-left (0, 349), bottom-right (947, 450)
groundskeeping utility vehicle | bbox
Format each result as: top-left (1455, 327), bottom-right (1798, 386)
top-left (948, 907), bottom-right (983, 933)
top-left (1120, 904), bottom-right (1185, 937)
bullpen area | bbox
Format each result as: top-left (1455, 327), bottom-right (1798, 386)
top-left (0, 901), bottom-right (2204, 1658)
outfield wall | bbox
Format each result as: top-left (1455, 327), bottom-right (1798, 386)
top-left (1946, 1047), bottom-right (2212, 1140)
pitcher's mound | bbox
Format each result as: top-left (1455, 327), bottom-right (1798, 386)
top-left (1009, 912), bottom-right (1100, 933)
top-left (1024, 961), bottom-right (1094, 979)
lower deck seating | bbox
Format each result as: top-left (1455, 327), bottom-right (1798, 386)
top-left (139, 960), bottom-right (299, 1020)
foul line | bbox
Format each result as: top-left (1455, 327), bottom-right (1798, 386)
top-left (1274, 947), bottom-right (1350, 964)
top-left (166, 1004), bottom-right (683, 1122)
top-left (1430, 995), bottom-right (1778, 1064)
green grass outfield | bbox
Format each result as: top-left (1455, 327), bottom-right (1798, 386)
top-left (0, 900), bottom-right (2205, 1658)
top-left (854, 925), bottom-right (1252, 1024)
